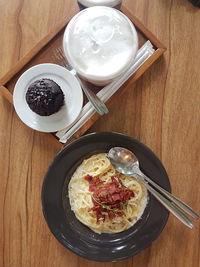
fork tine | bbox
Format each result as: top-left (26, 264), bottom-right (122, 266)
top-left (57, 47), bottom-right (63, 53)
top-left (58, 47), bottom-right (64, 54)
top-left (53, 47), bottom-right (67, 67)
top-left (52, 48), bottom-right (59, 61)
top-left (57, 47), bottom-right (65, 60)
top-left (56, 47), bottom-right (62, 56)
top-left (54, 48), bottom-right (62, 60)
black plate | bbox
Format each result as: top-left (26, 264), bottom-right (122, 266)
top-left (41, 132), bottom-right (171, 262)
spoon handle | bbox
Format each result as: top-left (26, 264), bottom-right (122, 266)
top-left (136, 170), bottom-right (199, 219)
top-left (135, 175), bottom-right (194, 228)
top-left (75, 75), bottom-right (109, 115)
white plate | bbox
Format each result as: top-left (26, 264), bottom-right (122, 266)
top-left (13, 63), bottom-right (83, 132)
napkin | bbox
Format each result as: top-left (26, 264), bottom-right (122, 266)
top-left (56, 40), bottom-right (155, 143)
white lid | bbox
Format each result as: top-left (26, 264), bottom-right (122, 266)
top-left (63, 6), bottom-right (138, 82)
top-left (78, 0), bottom-right (122, 7)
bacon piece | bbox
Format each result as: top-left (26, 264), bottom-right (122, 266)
top-left (111, 193), bottom-right (121, 202)
top-left (111, 175), bottom-right (121, 184)
top-left (108, 183), bottom-right (116, 194)
top-left (84, 175), bottom-right (93, 182)
top-left (96, 210), bottom-right (105, 222)
top-left (108, 210), bottom-right (116, 219)
top-left (85, 174), bottom-right (134, 222)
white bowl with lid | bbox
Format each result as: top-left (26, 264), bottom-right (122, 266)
top-left (63, 6), bottom-right (138, 85)
top-left (77, 0), bottom-right (122, 9)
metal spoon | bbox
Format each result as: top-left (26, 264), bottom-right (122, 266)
top-left (108, 147), bottom-right (199, 228)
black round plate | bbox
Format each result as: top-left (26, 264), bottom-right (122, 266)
top-left (41, 132), bottom-right (171, 262)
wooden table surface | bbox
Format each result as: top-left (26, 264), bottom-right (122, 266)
top-left (0, 0), bottom-right (200, 266)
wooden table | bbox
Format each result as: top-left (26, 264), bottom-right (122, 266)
top-left (0, 0), bottom-right (199, 266)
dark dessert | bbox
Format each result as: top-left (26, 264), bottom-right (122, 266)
top-left (26, 78), bottom-right (64, 116)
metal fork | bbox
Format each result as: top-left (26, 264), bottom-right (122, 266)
top-left (53, 48), bottom-right (109, 115)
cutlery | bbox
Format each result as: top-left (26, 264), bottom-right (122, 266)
top-left (53, 48), bottom-right (109, 116)
top-left (108, 147), bottom-right (200, 228)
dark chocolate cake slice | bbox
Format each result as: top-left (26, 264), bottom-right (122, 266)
top-left (26, 78), bottom-right (64, 116)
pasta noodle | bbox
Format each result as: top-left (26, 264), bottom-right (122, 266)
top-left (68, 153), bottom-right (148, 234)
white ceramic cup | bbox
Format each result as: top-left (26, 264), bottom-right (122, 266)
top-left (77, 0), bottom-right (122, 9)
top-left (63, 6), bottom-right (138, 86)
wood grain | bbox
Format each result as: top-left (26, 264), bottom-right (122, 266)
top-left (0, 0), bottom-right (200, 267)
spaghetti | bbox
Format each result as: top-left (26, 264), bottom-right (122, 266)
top-left (68, 153), bottom-right (148, 234)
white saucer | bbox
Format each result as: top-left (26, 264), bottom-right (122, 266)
top-left (13, 63), bottom-right (83, 132)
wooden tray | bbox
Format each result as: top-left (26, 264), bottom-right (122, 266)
top-left (0, 6), bottom-right (166, 150)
